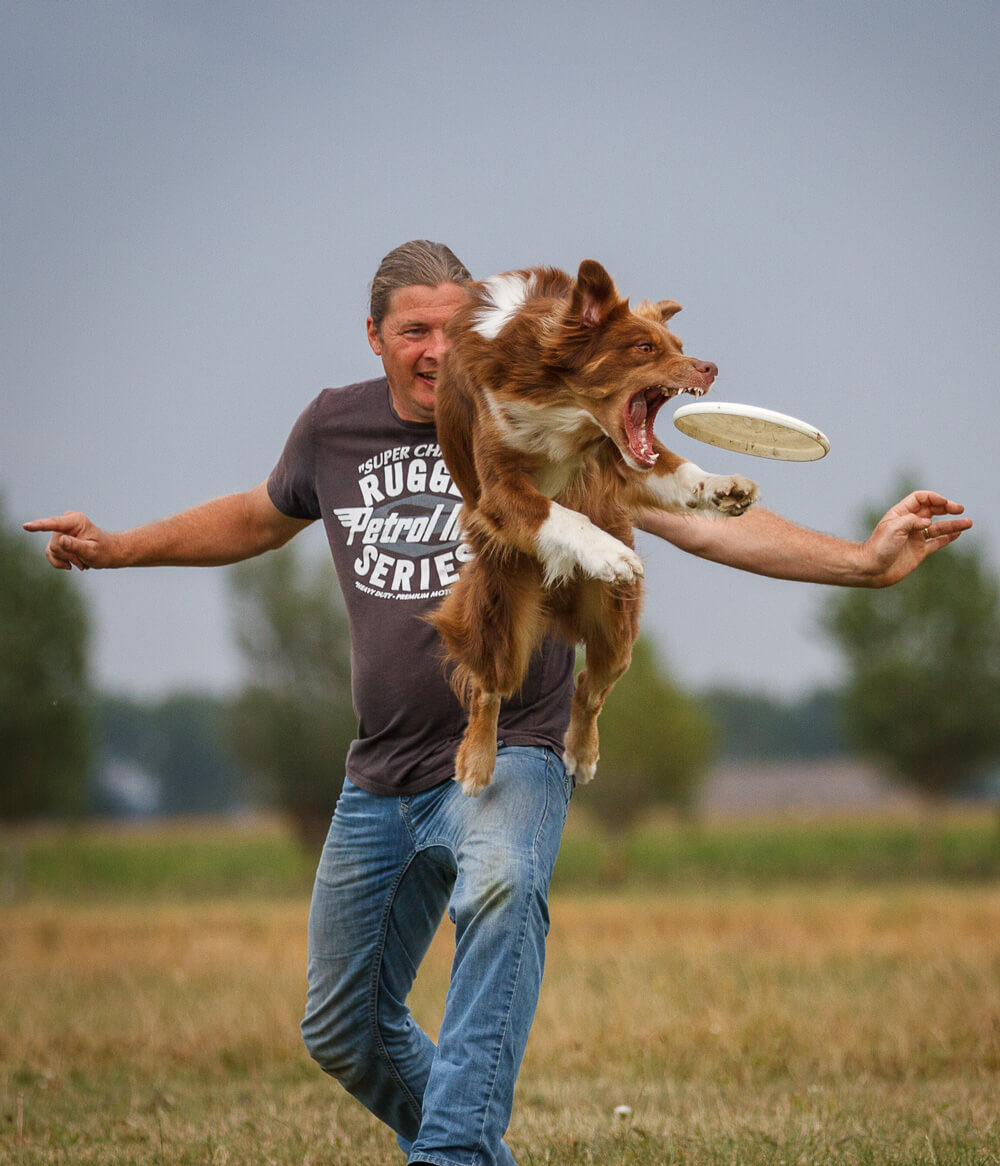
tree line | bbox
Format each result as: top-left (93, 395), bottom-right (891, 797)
top-left (4, 485), bottom-right (1000, 843)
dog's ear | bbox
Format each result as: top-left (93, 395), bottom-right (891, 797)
top-left (547, 260), bottom-right (628, 369)
top-left (655, 299), bottom-right (682, 323)
top-left (570, 260), bottom-right (624, 329)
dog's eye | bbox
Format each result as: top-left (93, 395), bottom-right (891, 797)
top-left (634, 342), bottom-right (655, 354)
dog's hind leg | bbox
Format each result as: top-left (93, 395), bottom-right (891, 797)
top-left (433, 553), bottom-right (546, 795)
top-left (564, 652), bottom-right (629, 784)
top-left (562, 583), bottom-right (639, 783)
top-left (454, 686), bottom-right (503, 796)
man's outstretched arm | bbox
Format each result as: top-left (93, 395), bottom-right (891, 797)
top-left (636, 490), bottom-right (971, 588)
top-left (23, 481), bottom-right (313, 571)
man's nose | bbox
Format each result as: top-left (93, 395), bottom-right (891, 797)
top-left (426, 329), bottom-right (450, 361)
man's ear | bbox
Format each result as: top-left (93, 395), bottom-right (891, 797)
top-left (570, 259), bottom-right (623, 329)
top-left (366, 316), bottom-right (383, 356)
top-left (655, 299), bottom-right (683, 323)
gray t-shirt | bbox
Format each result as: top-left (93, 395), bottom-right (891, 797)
top-left (267, 377), bottom-right (576, 796)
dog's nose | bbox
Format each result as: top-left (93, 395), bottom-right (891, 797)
top-left (692, 361), bottom-right (718, 379)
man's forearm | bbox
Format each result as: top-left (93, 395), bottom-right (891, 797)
top-left (25, 482), bottom-right (312, 572)
top-left (638, 490), bottom-right (970, 591)
top-left (112, 493), bottom-right (286, 566)
top-left (637, 506), bottom-right (872, 586)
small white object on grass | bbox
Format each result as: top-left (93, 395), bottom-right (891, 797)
top-left (613, 1104), bottom-right (633, 1121)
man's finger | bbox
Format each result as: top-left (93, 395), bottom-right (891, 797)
top-left (57, 535), bottom-right (97, 566)
top-left (23, 515), bottom-right (77, 533)
top-left (924, 531), bottom-right (963, 553)
top-left (59, 542), bottom-right (90, 570)
top-left (924, 498), bottom-right (966, 517)
top-left (888, 512), bottom-right (928, 538)
top-left (923, 518), bottom-right (973, 541)
top-left (45, 544), bottom-right (73, 570)
top-left (909, 491), bottom-right (966, 517)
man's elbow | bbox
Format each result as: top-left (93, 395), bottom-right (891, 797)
top-left (238, 489), bottom-right (308, 556)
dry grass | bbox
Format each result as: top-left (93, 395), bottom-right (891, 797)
top-left (522, 890), bottom-right (1000, 1161)
top-left (3, 886), bottom-right (1000, 1163)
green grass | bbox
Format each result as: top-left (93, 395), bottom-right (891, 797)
top-left (4, 808), bottom-right (1000, 905)
top-left (0, 817), bottom-right (315, 903)
top-left (555, 808), bottom-right (1000, 889)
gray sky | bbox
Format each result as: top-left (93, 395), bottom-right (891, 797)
top-left (3, 0), bottom-right (998, 699)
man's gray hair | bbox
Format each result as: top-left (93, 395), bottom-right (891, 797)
top-left (369, 240), bottom-right (472, 332)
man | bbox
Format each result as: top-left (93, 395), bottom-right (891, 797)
top-left (25, 240), bottom-right (970, 1166)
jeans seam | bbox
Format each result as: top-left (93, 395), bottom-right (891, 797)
top-left (369, 844), bottom-right (424, 1126)
top-left (398, 794), bottom-right (418, 847)
top-left (469, 750), bottom-right (556, 1160)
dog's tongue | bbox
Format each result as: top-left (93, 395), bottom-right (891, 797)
top-left (627, 393), bottom-right (657, 466)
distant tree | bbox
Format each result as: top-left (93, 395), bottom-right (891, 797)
top-left (702, 686), bottom-right (845, 761)
top-left (95, 692), bottom-right (245, 816)
top-left (151, 693), bottom-right (246, 814)
top-left (0, 496), bottom-right (93, 819)
top-left (226, 543), bottom-right (355, 848)
top-left (574, 635), bottom-right (715, 832)
top-left (822, 490), bottom-right (1000, 802)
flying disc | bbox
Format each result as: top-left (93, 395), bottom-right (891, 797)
top-left (672, 401), bottom-right (830, 461)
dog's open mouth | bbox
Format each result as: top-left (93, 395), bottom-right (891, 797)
top-left (624, 387), bottom-right (668, 468)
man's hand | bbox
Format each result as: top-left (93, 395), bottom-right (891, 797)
top-left (860, 491), bottom-right (972, 588)
top-left (638, 489), bottom-right (971, 587)
top-left (22, 511), bottom-right (119, 571)
top-left (23, 485), bottom-right (313, 571)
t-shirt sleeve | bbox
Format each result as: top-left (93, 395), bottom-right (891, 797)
top-left (267, 394), bottom-right (322, 520)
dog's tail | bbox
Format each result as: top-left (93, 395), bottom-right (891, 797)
top-left (428, 548), bottom-right (547, 711)
top-left (428, 595), bottom-right (480, 710)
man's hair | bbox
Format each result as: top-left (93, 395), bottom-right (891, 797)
top-left (369, 240), bottom-right (472, 333)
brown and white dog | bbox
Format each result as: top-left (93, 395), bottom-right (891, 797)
top-left (432, 259), bottom-right (759, 796)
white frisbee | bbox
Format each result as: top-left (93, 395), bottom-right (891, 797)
top-left (672, 401), bottom-right (831, 461)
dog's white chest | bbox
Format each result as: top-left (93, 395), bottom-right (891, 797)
top-left (485, 393), bottom-right (599, 493)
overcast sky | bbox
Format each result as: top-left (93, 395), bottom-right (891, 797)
top-left (3, 0), bottom-right (998, 700)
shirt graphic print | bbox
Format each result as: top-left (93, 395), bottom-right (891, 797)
top-left (335, 441), bottom-right (472, 602)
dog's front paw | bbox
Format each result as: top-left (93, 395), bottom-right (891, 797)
top-left (538, 504), bottom-right (644, 584)
top-left (585, 535), bottom-right (644, 585)
top-left (703, 474), bottom-right (759, 517)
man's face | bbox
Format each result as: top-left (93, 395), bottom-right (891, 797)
top-left (367, 282), bottom-right (467, 424)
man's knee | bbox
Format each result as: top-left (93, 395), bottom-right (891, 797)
top-left (301, 975), bottom-right (420, 1094)
top-left (452, 847), bottom-right (543, 925)
top-left (301, 1005), bottom-right (376, 1091)
top-left (300, 957), bottom-right (382, 1092)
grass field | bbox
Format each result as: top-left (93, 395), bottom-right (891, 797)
top-left (2, 814), bottom-right (1000, 1164)
top-left (7, 806), bottom-right (1000, 902)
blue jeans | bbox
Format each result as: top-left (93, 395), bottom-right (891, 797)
top-left (301, 745), bottom-right (572, 1166)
